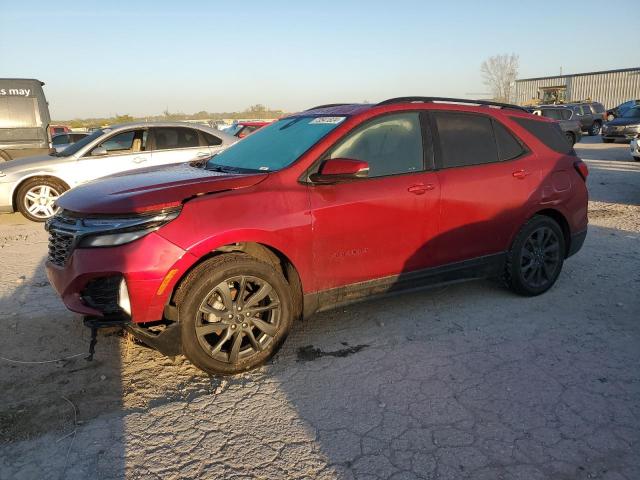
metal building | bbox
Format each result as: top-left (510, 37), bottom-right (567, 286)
top-left (513, 67), bottom-right (640, 108)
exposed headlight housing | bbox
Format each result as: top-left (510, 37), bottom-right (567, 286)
top-left (78, 208), bottom-right (181, 248)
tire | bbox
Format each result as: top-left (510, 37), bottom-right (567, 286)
top-left (588, 121), bottom-right (602, 136)
top-left (16, 177), bottom-right (67, 222)
top-left (633, 156), bottom-right (640, 162)
top-left (602, 138), bottom-right (615, 144)
top-left (177, 253), bottom-right (294, 375)
top-left (504, 216), bottom-right (565, 296)
top-left (564, 132), bottom-right (575, 145)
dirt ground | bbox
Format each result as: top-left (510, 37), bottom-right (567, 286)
top-left (0, 136), bottom-right (638, 479)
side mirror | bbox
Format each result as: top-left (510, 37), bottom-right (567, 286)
top-left (91, 146), bottom-right (108, 156)
top-left (309, 158), bottom-right (369, 184)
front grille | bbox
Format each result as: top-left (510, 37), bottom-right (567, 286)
top-left (48, 229), bottom-right (74, 267)
top-left (81, 276), bottom-right (124, 316)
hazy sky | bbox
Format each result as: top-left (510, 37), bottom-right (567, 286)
top-left (1, 0), bottom-right (636, 119)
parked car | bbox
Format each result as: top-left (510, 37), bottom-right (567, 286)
top-left (0, 122), bottom-right (236, 221)
top-left (606, 100), bottom-right (640, 121)
top-left (226, 121), bottom-right (270, 138)
top-left (601, 106), bottom-right (640, 143)
top-left (630, 137), bottom-right (640, 161)
top-left (49, 125), bottom-right (70, 137)
top-left (51, 132), bottom-right (89, 153)
top-left (529, 106), bottom-right (582, 145)
top-left (45, 97), bottom-right (589, 375)
top-left (566, 102), bottom-right (607, 136)
top-left (0, 78), bottom-right (51, 161)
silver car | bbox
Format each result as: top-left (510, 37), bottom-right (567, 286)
top-left (0, 122), bottom-right (237, 221)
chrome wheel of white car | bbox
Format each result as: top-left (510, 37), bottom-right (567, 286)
top-left (24, 185), bottom-right (60, 218)
top-left (16, 178), bottom-right (67, 222)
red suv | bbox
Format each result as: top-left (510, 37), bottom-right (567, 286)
top-left (45, 97), bottom-right (588, 375)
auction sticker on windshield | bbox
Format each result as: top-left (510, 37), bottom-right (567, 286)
top-left (310, 117), bottom-right (346, 124)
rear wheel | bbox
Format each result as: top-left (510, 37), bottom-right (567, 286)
top-left (588, 121), bottom-right (602, 136)
top-left (16, 177), bottom-right (67, 222)
top-left (504, 216), bottom-right (565, 296)
top-left (565, 132), bottom-right (575, 145)
top-left (177, 253), bottom-right (294, 375)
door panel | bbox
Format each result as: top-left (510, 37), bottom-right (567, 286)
top-left (309, 173), bottom-right (440, 291)
top-left (71, 129), bottom-right (150, 185)
top-left (308, 111), bottom-right (441, 292)
top-left (434, 155), bottom-right (540, 265)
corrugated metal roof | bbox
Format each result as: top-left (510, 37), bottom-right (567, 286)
top-left (516, 67), bottom-right (640, 83)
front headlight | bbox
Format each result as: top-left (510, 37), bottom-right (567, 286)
top-left (77, 208), bottom-right (181, 248)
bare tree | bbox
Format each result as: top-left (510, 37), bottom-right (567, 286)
top-left (480, 54), bottom-right (519, 103)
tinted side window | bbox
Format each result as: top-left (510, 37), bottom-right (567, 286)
top-left (511, 117), bottom-right (572, 154)
top-left (541, 109), bottom-right (562, 120)
top-left (560, 109), bottom-right (572, 120)
top-left (153, 127), bottom-right (200, 150)
top-left (493, 121), bottom-right (526, 161)
top-left (52, 134), bottom-right (69, 145)
top-left (327, 112), bottom-right (424, 178)
top-left (100, 131), bottom-right (136, 152)
top-left (593, 103), bottom-right (605, 113)
top-left (203, 131), bottom-right (222, 146)
top-left (434, 112), bottom-right (497, 168)
top-left (581, 105), bottom-right (592, 115)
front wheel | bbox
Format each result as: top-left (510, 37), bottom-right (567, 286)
top-left (16, 177), bottom-right (67, 222)
top-left (177, 253), bottom-right (294, 375)
top-left (504, 216), bottom-right (565, 296)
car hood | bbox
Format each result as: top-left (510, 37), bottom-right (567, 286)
top-left (56, 162), bottom-right (268, 215)
top-left (0, 153), bottom-right (71, 173)
top-left (606, 117), bottom-right (640, 127)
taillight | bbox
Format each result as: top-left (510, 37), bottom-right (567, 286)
top-left (574, 160), bottom-right (589, 180)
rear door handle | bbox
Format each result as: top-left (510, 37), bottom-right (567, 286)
top-left (512, 169), bottom-right (531, 179)
top-left (408, 183), bottom-right (435, 195)
top-left (133, 156), bottom-right (147, 164)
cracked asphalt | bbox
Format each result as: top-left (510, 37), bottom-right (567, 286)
top-left (0, 137), bottom-right (639, 479)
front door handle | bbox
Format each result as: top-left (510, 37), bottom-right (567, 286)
top-left (407, 183), bottom-right (435, 195)
top-left (512, 169), bottom-right (531, 179)
top-left (133, 156), bottom-right (147, 164)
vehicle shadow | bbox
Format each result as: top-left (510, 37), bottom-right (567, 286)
top-left (0, 244), bottom-right (127, 479)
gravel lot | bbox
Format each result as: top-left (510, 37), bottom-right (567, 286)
top-left (1, 136), bottom-right (638, 480)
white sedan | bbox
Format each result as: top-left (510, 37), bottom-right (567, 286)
top-left (0, 122), bottom-right (237, 221)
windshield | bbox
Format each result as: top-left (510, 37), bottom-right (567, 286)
top-left (55, 129), bottom-right (104, 157)
top-left (621, 107), bottom-right (640, 119)
top-left (206, 116), bottom-right (346, 172)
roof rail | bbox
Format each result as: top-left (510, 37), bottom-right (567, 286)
top-left (305, 103), bottom-right (353, 111)
top-left (376, 96), bottom-right (528, 112)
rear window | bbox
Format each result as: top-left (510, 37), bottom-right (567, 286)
top-left (592, 103), bottom-right (605, 113)
top-left (512, 117), bottom-right (572, 154)
top-left (560, 109), bottom-right (572, 120)
top-left (203, 131), bottom-right (222, 146)
top-left (493, 121), bottom-right (526, 161)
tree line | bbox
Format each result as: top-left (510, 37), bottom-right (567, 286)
top-left (58, 104), bottom-right (287, 128)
